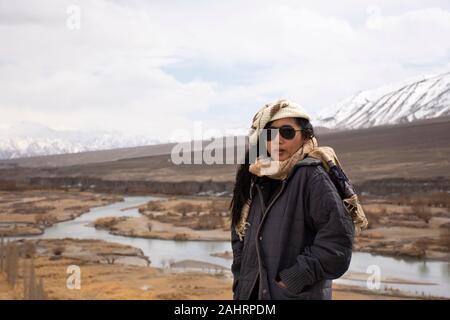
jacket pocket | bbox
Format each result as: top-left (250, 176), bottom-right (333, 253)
top-left (272, 278), bottom-right (311, 300)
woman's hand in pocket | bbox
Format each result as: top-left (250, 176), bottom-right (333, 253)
top-left (275, 278), bottom-right (288, 289)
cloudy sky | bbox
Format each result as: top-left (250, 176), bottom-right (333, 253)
top-left (1, 0), bottom-right (450, 141)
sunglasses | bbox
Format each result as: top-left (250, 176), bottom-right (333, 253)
top-left (265, 125), bottom-right (302, 141)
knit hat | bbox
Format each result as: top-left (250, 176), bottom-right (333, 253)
top-left (249, 99), bottom-right (311, 145)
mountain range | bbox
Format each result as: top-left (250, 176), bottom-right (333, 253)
top-left (1, 71), bottom-right (449, 160)
top-left (315, 71), bottom-right (450, 129)
top-left (0, 122), bottom-right (160, 160)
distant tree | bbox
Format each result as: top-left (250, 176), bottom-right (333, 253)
top-left (6, 242), bottom-right (19, 286)
top-left (0, 234), bottom-right (4, 272)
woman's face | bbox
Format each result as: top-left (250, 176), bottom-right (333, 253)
top-left (266, 117), bottom-right (304, 161)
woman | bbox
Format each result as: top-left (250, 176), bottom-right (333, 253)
top-left (230, 99), bottom-right (365, 300)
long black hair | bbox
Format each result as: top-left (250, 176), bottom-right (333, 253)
top-left (229, 117), bottom-right (315, 227)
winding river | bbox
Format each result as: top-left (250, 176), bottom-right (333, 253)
top-left (14, 196), bottom-right (450, 299)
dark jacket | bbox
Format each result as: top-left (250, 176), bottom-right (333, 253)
top-left (231, 157), bottom-right (355, 300)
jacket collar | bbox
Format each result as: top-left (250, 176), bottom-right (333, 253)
top-left (285, 156), bottom-right (322, 181)
top-left (253, 156), bottom-right (322, 185)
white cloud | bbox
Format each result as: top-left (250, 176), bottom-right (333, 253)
top-left (0, 0), bottom-right (449, 141)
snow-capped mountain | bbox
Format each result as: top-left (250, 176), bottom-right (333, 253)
top-left (0, 122), bottom-right (160, 160)
top-left (315, 72), bottom-right (450, 129)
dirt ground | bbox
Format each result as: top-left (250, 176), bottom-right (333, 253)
top-left (0, 191), bottom-right (448, 300)
top-left (0, 239), bottom-right (435, 300)
top-left (0, 239), bottom-right (232, 300)
top-left (0, 190), bottom-right (123, 236)
top-left (354, 194), bottom-right (450, 260)
top-left (94, 197), bottom-right (230, 241)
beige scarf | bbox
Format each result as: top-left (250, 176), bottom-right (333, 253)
top-left (235, 137), bottom-right (368, 241)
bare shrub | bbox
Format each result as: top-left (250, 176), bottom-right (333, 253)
top-left (393, 192), bottom-right (450, 208)
top-left (415, 206), bottom-right (432, 223)
top-left (63, 206), bottom-right (85, 212)
top-left (34, 214), bottom-right (56, 227)
top-left (11, 203), bottom-right (55, 215)
top-left (173, 233), bottom-right (189, 241)
top-left (52, 246), bottom-right (64, 256)
top-left (94, 217), bottom-right (124, 229)
top-left (192, 215), bottom-right (224, 230)
top-left (208, 199), bottom-right (228, 214)
top-left (103, 255), bottom-right (116, 265)
top-left (173, 202), bottom-right (199, 217)
top-left (363, 209), bottom-right (381, 229)
top-left (438, 229), bottom-right (450, 250)
top-left (144, 201), bottom-right (164, 211)
top-left (20, 242), bottom-right (36, 258)
top-left (6, 242), bottom-right (19, 286)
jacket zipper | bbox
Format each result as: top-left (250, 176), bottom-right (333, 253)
top-left (247, 179), bottom-right (287, 299)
